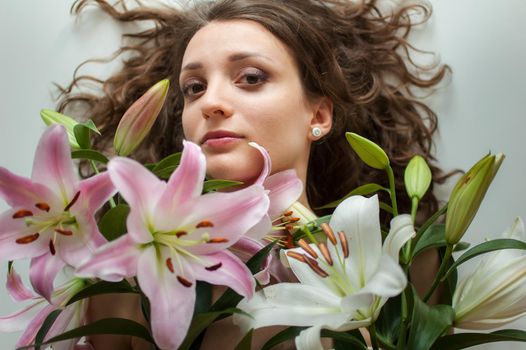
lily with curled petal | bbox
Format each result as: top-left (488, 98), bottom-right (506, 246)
top-left (0, 266), bottom-right (89, 350)
top-left (235, 195), bottom-right (414, 350)
top-left (453, 217), bottom-right (526, 330)
top-left (76, 141), bottom-right (269, 350)
top-left (0, 125), bottom-right (115, 301)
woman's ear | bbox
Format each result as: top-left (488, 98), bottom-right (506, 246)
top-left (308, 97), bottom-right (333, 140)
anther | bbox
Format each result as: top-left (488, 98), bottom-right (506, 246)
top-left (196, 220), bottom-right (214, 228)
top-left (166, 258), bottom-right (175, 273)
top-left (177, 275), bottom-right (192, 288)
top-left (285, 224), bottom-right (294, 231)
top-left (55, 228), bottom-right (73, 236)
top-left (49, 240), bottom-right (56, 255)
top-left (283, 211), bottom-right (293, 216)
top-left (35, 203), bottom-right (50, 212)
top-left (320, 223), bottom-right (337, 245)
top-left (64, 191), bottom-right (81, 211)
top-left (286, 251), bottom-right (306, 263)
top-left (12, 210), bottom-right (33, 219)
top-left (205, 262), bottom-right (222, 271)
top-left (338, 231), bottom-right (349, 258)
top-left (318, 242), bottom-right (333, 266)
top-left (304, 256), bottom-right (329, 278)
top-left (298, 239), bottom-right (318, 259)
top-left (284, 234), bottom-right (295, 249)
top-left (175, 231), bottom-right (187, 238)
top-left (208, 237), bottom-right (228, 243)
top-left (15, 233), bottom-right (39, 244)
top-left (289, 217), bottom-right (300, 223)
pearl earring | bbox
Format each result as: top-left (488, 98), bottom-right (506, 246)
top-left (311, 127), bottom-right (322, 137)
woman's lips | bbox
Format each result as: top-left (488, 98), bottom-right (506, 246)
top-left (201, 130), bottom-right (244, 149)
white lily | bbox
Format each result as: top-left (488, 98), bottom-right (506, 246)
top-left (235, 195), bottom-right (414, 350)
top-left (453, 217), bottom-right (526, 330)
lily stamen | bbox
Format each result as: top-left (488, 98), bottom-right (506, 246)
top-left (35, 202), bottom-right (50, 212)
top-left (286, 251), bottom-right (306, 263)
top-left (49, 239), bottom-right (56, 255)
top-left (15, 233), bottom-right (40, 244)
top-left (177, 275), bottom-right (192, 288)
top-left (208, 237), bottom-right (229, 243)
top-left (166, 258), bottom-right (175, 273)
top-left (298, 239), bottom-right (318, 259)
top-left (64, 191), bottom-right (81, 211)
top-left (338, 231), bottom-right (349, 258)
top-left (12, 210), bottom-right (33, 219)
top-left (196, 220), bottom-right (214, 228)
top-left (205, 262), bottom-right (222, 271)
top-left (318, 242), bottom-right (333, 266)
top-left (304, 256), bottom-right (329, 278)
top-left (320, 223), bottom-right (337, 245)
top-left (55, 228), bottom-right (73, 236)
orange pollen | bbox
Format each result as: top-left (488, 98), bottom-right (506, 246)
top-left (285, 224), bottom-right (294, 231)
top-left (318, 242), bottom-right (333, 266)
top-left (304, 256), bottom-right (329, 278)
top-left (208, 237), bottom-right (229, 244)
top-left (166, 258), bottom-right (175, 273)
top-left (298, 239), bottom-right (318, 259)
top-left (284, 234), bottom-right (295, 249)
top-left (177, 275), bottom-right (192, 288)
top-left (286, 251), bottom-right (306, 263)
top-left (289, 217), bottom-right (300, 223)
top-left (55, 228), bottom-right (73, 236)
top-left (64, 191), bottom-right (81, 211)
top-left (175, 231), bottom-right (187, 238)
top-left (12, 210), bottom-right (33, 219)
top-left (320, 223), bottom-right (337, 245)
top-left (205, 262), bottom-right (222, 271)
top-left (283, 211), bottom-right (293, 216)
top-left (338, 231), bottom-right (349, 258)
top-left (35, 203), bottom-right (50, 212)
top-left (15, 233), bottom-right (39, 244)
top-left (196, 220), bottom-right (214, 228)
top-left (49, 240), bottom-right (56, 255)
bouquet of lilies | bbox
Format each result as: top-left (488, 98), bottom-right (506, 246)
top-left (1, 80), bottom-right (526, 350)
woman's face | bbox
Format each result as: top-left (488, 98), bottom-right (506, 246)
top-left (180, 20), bottom-right (328, 184)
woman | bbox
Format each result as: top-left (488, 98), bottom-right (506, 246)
top-left (58, 0), bottom-right (448, 348)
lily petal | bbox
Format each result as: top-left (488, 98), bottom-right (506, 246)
top-left (30, 252), bottom-right (66, 302)
top-left (6, 265), bottom-right (36, 302)
top-left (264, 170), bottom-right (303, 218)
top-left (0, 167), bottom-right (55, 208)
top-left (383, 214), bottom-right (415, 263)
top-left (0, 299), bottom-right (45, 333)
top-left (230, 237), bottom-right (271, 285)
top-left (295, 325), bottom-right (324, 350)
top-left (248, 142), bottom-right (271, 186)
top-left (16, 303), bottom-right (56, 347)
top-left (77, 172), bottom-right (116, 213)
top-left (32, 125), bottom-right (77, 202)
top-left (0, 211), bottom-right (48, 260)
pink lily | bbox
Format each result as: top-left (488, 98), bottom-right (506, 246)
top-left (76, 141), bottom-right (269, 350)
top-left (0, 125), bottom-right (115, 301)
top-left (0, 265), bottom-right (89, 350)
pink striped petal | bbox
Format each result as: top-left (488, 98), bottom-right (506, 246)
top-left (245, 214), bottom-right (272, 240)
top-left (191, 250), bottom-right (255, 298)
top-left (75, 234), bottom-right (139, 281)
top-left (30, 252), bottom-right (66, 302)
top-left (264, 170), bottom-right (303, 218)
top-left (161, 141), bottom-right (206, 207)
top-left (7, 265), bottom-right (36, 301)
top-left (32, 125), bottom-right (77, 202)
top-left (0, 167), bottom-right (56, 208)
top-left (108, 157), bottom-right (164, 243)
top-left (183, 185), bottom-right (269, 255)
top-left (0, 211), bottom-right (48, 260)
top-left (59, 214), bottom-right (105, 268)
top-left (16, 303), bottom-right (56, 347)
top-left (248, 142), bottom-right (271, 186)
top-left (77, 172), bottom-right (116, 213)
top-left (230, 237), bottom-right (271, 285)
top-left (0, 299), bottom-right (45, 332)
top-left (137, 246), bottom-right (195, 350)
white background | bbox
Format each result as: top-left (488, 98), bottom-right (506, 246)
top-left (1, 0), bottom-right (525, 349)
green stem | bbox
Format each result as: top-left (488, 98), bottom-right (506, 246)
top-left (410, 197), bottom-right (419, 223)
top-left (386, 166), bottom-right (398, 216)
top-left (423, 244), bottom-right (453, 302)
top-left (90, 160), bottom-right (116, 208)
top-left (369, 323), bottom-right (380, 350)
top-left (397, 289), bottom-right (409, 350)
top-left (411, 203), bottom-right (448, 258)
top-left (301, 226), bottom-right (318, 245)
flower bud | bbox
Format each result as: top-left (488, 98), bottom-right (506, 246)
top-left (445, 153), bottom-right (504, 244)
top-left (404, 155), bottom-right (432, 201)
top-left (114, 79), bottom-right (170, 156)
top-left (40, 109), bottom-right (80, 148)
top-left (345, 132), bottom-right (389, 170)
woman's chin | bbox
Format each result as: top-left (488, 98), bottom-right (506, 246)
top-left (204, 148), bottom-right (263, 186)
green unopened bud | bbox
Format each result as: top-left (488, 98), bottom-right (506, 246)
top-left (445, 153), bottom-right (504, 244)
top-left (345, 132), bottom-right (389, 170)
top-left (40, 109), bottom-right (80, 148)
top-left (114, 79), bottom-right (170, 156)
top-left (404, 155), bottom-right (432, 201)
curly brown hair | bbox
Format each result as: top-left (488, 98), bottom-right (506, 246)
top-left (57, 0), bottom-right (449, 217)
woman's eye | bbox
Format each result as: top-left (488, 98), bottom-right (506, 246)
top-left (182, 80), bottom-right (206, 97)
top-left (237, 68), bottom-right (268, 86)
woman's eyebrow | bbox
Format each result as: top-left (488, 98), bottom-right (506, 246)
top-left (181, 51), bottom-right (274, 72)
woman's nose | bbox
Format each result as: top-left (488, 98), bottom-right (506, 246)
top-left (200, 84), bottom-right (234, 119)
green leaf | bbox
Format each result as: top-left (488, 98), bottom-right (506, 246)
top-left (71, 149), bottom-right (109, 164)
top-left (413, 224), bottom-right (446, 258)
top-left (83, 119), bottom-right (101, 135)
top-left (97, 204), bottom-right (130, 241)
top-left (443, 238), bottom-right (526, 280)
top-left (73, 121), bottom-right (99, 150)
top-left (322, 329), bottom-right (369, 350)
top-left (261, 327), bottom-right (304, 350)
top-left (194, 281), bottom-right (212, 314)
top-left (379, 201), bottom-right (394, 214)
top-left (19, 318), bottom-right (154, 349)
top-left (66, 280), bottom-right (136, 306)
top-left (235, 329), bottom-right (254, 350)
top-left (375, 294), bottom-right (401, 345)
top-left (316, 183), bottom-right (388, 209)
top-left (431, 329), bottom-right (526, 350)
top-left (346, 132), bottom-right (390, 169)
top-left (34, 309), bottom-right (62, 350)
top-left (453, 242), bottom-right (470, 252)
top-left (408, 286), bottom-right (454, 350)
top-left (151, 152), bottom-right (181, 179)
top-left (203, 179), bottom-right (243, 193)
